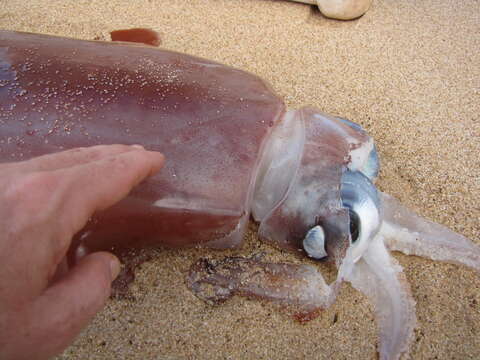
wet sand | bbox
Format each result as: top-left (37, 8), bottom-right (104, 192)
top-left (1, 0), bottom-right (478, 359)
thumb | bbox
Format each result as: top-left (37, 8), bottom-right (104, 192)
top-left (16, 252), bottom-right (120, 360)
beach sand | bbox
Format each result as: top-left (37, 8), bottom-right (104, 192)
top-left (1, 0), bottom-right (479, 358)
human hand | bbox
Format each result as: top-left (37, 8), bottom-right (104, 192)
top-left (0, 145), bottom-right (164, 360)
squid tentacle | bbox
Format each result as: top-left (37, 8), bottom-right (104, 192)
top-left (345, 234), bottom-right (416, 360)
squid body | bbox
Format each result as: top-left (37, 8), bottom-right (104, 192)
top-left (0, 30), bottom-right (478, 360)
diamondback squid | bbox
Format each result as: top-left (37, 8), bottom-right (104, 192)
top-left (0, 30), bottom-right (478, 360)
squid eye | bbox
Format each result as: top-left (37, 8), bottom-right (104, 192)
top-left (348, 208), bottom-right (360, 243)
top-left (340, 170), bottom-right (382, 262)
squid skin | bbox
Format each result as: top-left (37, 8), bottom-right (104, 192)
top-left (0, 30), bottom-right (478, 360)
top-left (0, 30), bottom-right (369, 263)
top-left (0, 29), bottom-right (285, 255)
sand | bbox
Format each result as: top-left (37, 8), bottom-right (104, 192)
top-left (1, 0), bottom-right (479, 359)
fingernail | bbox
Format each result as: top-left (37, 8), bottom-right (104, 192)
top-left (109, 256), bottom-right (121, 281)
top-left (131, 144), bottom-right (145, 150)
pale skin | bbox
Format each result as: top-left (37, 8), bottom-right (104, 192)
top-left (0, 144), bottom-right (165, 360)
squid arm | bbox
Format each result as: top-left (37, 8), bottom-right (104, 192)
top-left (186, 254), bottom-right (334, 322)
top-left (379, 192), bottom-right (480, 272)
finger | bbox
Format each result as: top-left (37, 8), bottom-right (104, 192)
top-left (48, 258), bottom-right (69, 286)
top-left (14, 252), bottom-right (120, 360)
top-left (18, 144), bottom-right (144, 172)
top-left (61, 149), bottom-right (165, 234)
